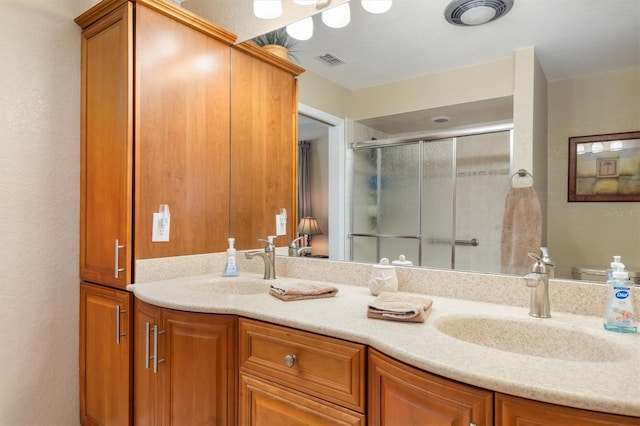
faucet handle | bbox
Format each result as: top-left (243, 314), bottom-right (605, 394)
top-left (528, 252), bottom-right (547, 274)
top-left (257, 236), bottom-right (276, 252)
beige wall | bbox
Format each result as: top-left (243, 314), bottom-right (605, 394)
top-left (1, 0), bottom-right (99, 424)
top-left (548, 66), bottom-right (640, 279)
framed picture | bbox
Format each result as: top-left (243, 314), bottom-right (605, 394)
top-left (568, 131), bottom-right (640, 202)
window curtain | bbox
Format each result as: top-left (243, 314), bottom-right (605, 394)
top-left (298, 141), bottom-right (312, 220)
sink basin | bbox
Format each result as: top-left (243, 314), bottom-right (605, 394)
top-left (186, 277), bottom-right (271, 295)
top-left (434, 314), bottom-right (632, 362)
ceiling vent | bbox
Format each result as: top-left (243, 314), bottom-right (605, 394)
top-left (445, 0), bottom-right (514, 26)
top-left (314, 52), bottom-right (345, 66)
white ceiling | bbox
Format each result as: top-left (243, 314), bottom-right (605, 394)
top-left (182, 0), bottom-right (640, 91)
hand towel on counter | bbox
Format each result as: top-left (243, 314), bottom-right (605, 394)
top-left (500, 186), bottom-right (541, 276)
top-left (367, 292), bottom-right (433, 323)
top-left (270, 281), bottom-right (339, 301)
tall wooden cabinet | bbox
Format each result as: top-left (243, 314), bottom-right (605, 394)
top-left (76, 1), bottom-right (237, 424)
top-left (230, 42), bottom-right (305, 250)
top-left (134, 300), bottom-right (237, 425)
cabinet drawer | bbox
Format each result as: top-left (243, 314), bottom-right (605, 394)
top-left (239, 318), bottom-right (366, 413)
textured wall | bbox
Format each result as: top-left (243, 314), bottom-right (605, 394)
top-left (0, 0), bottom-right (98, 424)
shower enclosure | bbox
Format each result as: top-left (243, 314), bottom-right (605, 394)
top-left (349, 124), bottom-right (512, 274)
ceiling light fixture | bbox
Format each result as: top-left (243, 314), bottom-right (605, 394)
top-left (322, 3), bottom-right (351, 29)
top-left (286, 16), bottom-right (314, 40)
top-left (610, 140), bottom-right (623, 151)
top-left (253, 0), bottom-right (283, 19)
top-left (361, 0), bottom-right (392, 14)
top-left (591, 142), bottom-right (604, 154)
top-left (444, 0), bottom-right (514, 26)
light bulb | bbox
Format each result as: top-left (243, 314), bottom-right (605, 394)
top-left (253, 0), bottom-right (283, 19)
top-left (576, 144), bottom-right (585, 155)
top-left (361, 0), bottom-right (392, 14)
top-left (591, 142), bottom-right (603, 153)
top-left (287, 17), bottom-right (314, 40)
top-left (322, 3), bottom-right (350, 28)
top-left (610, 140), bottom-right (623, 151)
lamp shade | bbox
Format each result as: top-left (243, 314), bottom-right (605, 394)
top-left (298, 217), bottom-right (323, 236)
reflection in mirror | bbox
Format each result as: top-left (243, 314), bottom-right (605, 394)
top-left (569, 131), bottom-right (640, 202)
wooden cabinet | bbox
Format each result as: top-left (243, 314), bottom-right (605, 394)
top-left (368, 348), bottom-right (493, 426)
top-left (77, 0), bottom-right (235, 288)
top-left (239, 318), bottom-right (366, 425)
top-left (495, 393), bottom-right (640, 426)
top-left (134, 300), bottom-right (237, 425)
top-left (230, 43), bottom-right (305, 250)
top-left (80, 282), bottom-right (133, 425)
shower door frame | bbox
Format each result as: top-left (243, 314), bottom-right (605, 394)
top-left (348, 122), bottom-right (514, 268)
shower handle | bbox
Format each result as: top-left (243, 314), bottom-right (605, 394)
top-left (455, 238), bottom-right (479, 247)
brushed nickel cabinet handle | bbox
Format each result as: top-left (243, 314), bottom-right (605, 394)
top-left (114, 239), bottom-right (125, 278)
top-left (115, 305), bottom-right (126, 344)
top-left (152, 325), bottom-right (165, 374)
top-left (284, 354), bottom-right (297, 367)
top-left (145, 322), bottom-right (151, 369)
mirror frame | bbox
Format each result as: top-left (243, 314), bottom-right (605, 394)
top-left (568, 130), bottom-right (640, 202)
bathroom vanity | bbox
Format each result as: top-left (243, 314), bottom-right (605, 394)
top-left (122, 271), bottom-right (640, 426)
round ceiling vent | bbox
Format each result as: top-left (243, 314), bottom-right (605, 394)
top-left (445, 0), bottom-right (514, 26)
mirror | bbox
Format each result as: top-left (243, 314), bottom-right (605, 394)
top-left (176, 0), bottom-right (639, 283)
top-left (568, 131), bottom-right (640, 202)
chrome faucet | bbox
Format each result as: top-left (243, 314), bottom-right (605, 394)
top-left (540, 246), bottom-right (555, 279)
top-left (523, 250), bottom-right (551, 318)
top-left (245, 236), bottom-right (276, 280)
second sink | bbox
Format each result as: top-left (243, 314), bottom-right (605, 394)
top-left (434, 314), bottom-right (633, 362)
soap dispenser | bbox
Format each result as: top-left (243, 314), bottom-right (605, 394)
top-left (222, 238), bottom-right (239, 277)
top-left (604, 262), bottom-right (637, 333)
top-left (368, 258), bottom-right (398, 296)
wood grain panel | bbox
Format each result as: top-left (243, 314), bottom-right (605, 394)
top-left (134, 4), bottom-right (230, 259)
top-left (161, 310), bottom-right (237, 426)
top-left (495, 393), bottom-right (640, 425)
top-left (80, 282), bottom-right (132, 425)
top-left (368, 349), bottom-right (493, 426)
top-left (133, 300), bottom-right (160, 426)
top-left (239, 318), bottom-right (365, 413)
top-left (80, 3), bottom-right (133, 287)
top-left (230, 47), bottom-right (299, 249)
top-left (240, 373), bottom-right (365, 426)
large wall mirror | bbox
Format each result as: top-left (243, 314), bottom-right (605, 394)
top-left (176, 0), bottom-right (640, 283)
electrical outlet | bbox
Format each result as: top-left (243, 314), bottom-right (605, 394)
top-left (152, 212), bottom-right (170, 242)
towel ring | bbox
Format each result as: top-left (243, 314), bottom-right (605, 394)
top-left (510, 168), bottom-right (534, 187)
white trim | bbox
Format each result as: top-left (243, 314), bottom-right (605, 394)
top-left (298, 104), bottom-right (346, 260)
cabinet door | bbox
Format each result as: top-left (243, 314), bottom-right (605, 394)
top-left (133, 300), bottom-right (161, 426)
top-left (368, 349), bottom-right (493, 426)
top-left (230, 44), bottom-right (304, 249)
top-left (495, 393), bottom-right (640, 425)
top-left (134, 4), bottom-right (231, 260)
top-left (80, 4), bottom-right (133, 288)
top-left (240, 373), bottom-right (365, 426)
top-left (80, 282), bottom-right (132, 425)
top-left (160, 309), bottom-right (237, 426)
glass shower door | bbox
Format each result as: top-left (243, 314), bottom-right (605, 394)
top-left (421, 139), bottom-right (455, 269)
top-left (351, 143), bottom-right (421, 264)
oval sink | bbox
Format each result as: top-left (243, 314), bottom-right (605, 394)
top-left (434, 314), bottom-right (632, 362)
top-left (186, 278), bottom-right (271, 295)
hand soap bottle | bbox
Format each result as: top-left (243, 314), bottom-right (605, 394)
top-left (222, 238), bottom-right (239, 277)
top-left (604, 262), bottom-right (637, 333)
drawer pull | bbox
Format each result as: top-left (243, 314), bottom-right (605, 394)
top-left (284, 354), bottom-right (297, 367)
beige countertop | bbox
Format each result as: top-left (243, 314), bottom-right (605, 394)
top-left (127, 271), bottom-right (640, 418)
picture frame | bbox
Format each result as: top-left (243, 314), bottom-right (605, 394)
top-left (568, 131), bottom-right (640, 202)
